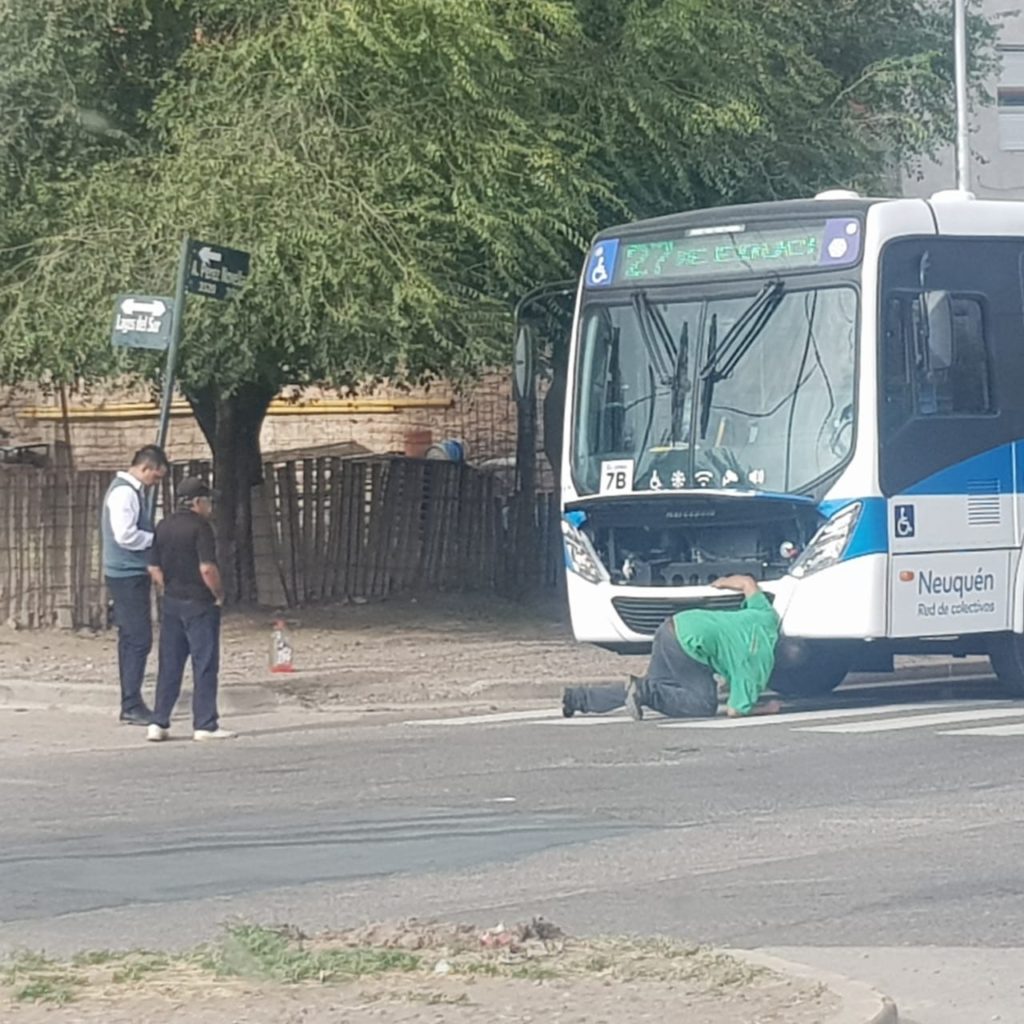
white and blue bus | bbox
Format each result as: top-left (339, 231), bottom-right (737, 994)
top-left (560, 189), bottom-right (1024, 697)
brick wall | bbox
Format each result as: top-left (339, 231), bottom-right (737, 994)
top-left (0, 375), bottom-right (518, 470)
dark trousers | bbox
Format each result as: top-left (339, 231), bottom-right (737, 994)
top-left (106, 575), bottom-right (153, 713)
top-left (568, 619), bottom-right (718, 718)
top-left (153, 597), bottom-right (221, 732)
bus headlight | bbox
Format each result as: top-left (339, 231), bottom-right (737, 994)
top-left (790, 503), bottom-right (862, 579)
top-left (561, 518), bottom-right (607, 584)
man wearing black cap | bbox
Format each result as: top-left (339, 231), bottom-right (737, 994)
top-left (146, 477), bottom-right (235, 742)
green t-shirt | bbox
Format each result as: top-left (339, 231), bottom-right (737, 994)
top-left (672, 591), bottom-right (780, 715)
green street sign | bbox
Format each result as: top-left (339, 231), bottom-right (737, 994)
top-left (111, 294), bottom-right (175, 351)
top-left (186, 240), bottom-right (250, 301)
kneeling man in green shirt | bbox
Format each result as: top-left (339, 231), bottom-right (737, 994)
top-left (563, 575), bottom-right (782, 720)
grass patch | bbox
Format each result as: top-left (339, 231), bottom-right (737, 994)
top-left (205, 924), bottom-right (421, 984)
top-left (1, 950), bottom-right (56, 978)
top-left (70, 949), bottom-right (120, 967)
top-left (2, 951), bottom-right (85, 1006)
top-left (451, 960), bottom-right (502, 977)
top-left (1, 920), bottom-right (771, 1011)
top-left (11, 976), bottom-right (82, 1006)
top-left (110, 953), bottom-right (172, 984)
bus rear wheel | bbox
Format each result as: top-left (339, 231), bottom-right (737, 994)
top-left (768, 640), bottom-right (850, 698)
top-left (988, 634), bottom-right (1024, 698)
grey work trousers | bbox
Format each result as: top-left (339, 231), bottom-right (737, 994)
top-left (567, 619), bottom-right (718, 718)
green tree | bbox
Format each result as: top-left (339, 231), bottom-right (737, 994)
top-left (2, 0), bottom-right (608, 598)
top-left (0, 0), bottom-right (994, 601)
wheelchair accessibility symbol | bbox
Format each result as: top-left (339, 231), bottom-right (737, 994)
top-left (585, 239), bottom-right (619, 288)
top-left (894, 504), bottom-right (916, 539)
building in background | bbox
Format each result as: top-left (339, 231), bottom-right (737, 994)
top-left (904, 3), bottom-right (1024, 198)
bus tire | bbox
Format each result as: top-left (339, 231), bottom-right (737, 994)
top-left (769, 665), bottom-right (848, 698)
top-left (988, 634), bottom-right (1024, 698)
top-left (768, 639), bottom-right (850, 698)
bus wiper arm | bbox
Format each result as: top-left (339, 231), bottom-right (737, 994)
top-left (632, 291), bottom-right (674, 384)
top-left (671, 321), bottom-right (689, 442)
top-left (698, 280), bottom-right (785, 439)
top-left (633, 292), bottom-right (691, 443)
top-left (699, 313), bottom-right (717, 440)
top-left (699, 280), bottom-right (785, 381)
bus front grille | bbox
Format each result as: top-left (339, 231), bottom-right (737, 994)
top-left (611, 594), bottom-right (748, 635)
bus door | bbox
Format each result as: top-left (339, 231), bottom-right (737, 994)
top-left (878, 238), bottom-right (1024, 638)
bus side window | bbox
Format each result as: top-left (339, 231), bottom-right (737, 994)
top-left (948, 297), bottom-right (991, 414)
top-left (914, 294), bottom-right (992, 418)
top-left (883, 292), bottom-right (992, 434)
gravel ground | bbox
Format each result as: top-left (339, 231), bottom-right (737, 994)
top-left (0, 593), bottom-right (646, 707)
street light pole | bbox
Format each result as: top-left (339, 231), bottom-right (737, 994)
top-left (953, 0), bottom-right (971, 191)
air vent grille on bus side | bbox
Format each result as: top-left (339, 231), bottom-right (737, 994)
top-left (611, 593), bottom-right (774, 636)
top-left (967, 478), bottom-right (1001, 527)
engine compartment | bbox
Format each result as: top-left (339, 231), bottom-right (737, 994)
top-left (570, 494), bottom-right (822, 587)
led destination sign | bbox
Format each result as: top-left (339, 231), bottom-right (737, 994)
top-left (584, 217), bottom-right (862, 288)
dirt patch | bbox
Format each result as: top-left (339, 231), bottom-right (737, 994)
top-left (1, 920), bottom-right (838, 1023)
top-left (0, 593), bottom-right (645, 707)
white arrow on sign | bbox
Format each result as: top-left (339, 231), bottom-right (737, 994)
top-left (120, 298), bottom-right (167, 317)
top-left (197, 246), bottom-right (222, 265)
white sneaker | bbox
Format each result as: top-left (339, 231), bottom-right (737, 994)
top-left (146, 724), bottom-right (170, 742)
top-left (193, 728), bottom-right (236, 741)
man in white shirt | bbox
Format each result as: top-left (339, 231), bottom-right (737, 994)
top-left (101, 445), bottom-right (168, 724)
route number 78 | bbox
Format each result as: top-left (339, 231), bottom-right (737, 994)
top-left (599, 459), bottom-right (634, 495)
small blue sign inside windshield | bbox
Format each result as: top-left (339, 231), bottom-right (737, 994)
top-left (819, 218), bottom-right (861, 267)
top-left (586, 239), bottom-right (619, 288)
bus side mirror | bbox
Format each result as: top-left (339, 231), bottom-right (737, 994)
top-left (513, 324), bottom-right (535, 402)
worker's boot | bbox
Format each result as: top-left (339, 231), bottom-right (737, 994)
top-left (624, 675), bottom-right (646, 721)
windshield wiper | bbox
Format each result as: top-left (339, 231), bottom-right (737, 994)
top-left (632, 292), bottom-right (692, 443)
top-left (699, 313), bottom-right (717, 440)
top-left (631, 291), bottom-right (674, 384)
top-left (698, 280), bottom-right (785, 438)
top-left (670, 321), bottom-right (689, 442)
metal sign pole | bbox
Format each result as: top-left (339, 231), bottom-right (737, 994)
top-left (953, 0), bottom-right (971, 191)
top-left (155, 234), bottom-right (191, 452)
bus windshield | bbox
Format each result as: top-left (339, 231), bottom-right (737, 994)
top-left (572, 284), bottom-right (857, 496)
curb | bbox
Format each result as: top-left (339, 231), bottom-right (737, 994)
top-left (734, 950), bottom-right (898, 1024)
top-left (0, 679), bottom-right (283, 717)
top-left (0, 662), bottom-right (996, 719)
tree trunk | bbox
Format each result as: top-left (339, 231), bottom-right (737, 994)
top-left (513, 361), bottom-right (538, 592)
top-left (186, 382), bottom-right (275, 605)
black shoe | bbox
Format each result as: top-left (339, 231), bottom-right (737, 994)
top-left (624, 676), bottom-right (644, 721)
top-left (119, 706), bottom-right (152, 726)
top-left (562, 688), bottom-right (577, 718)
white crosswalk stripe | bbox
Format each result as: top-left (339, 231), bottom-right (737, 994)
top-left (938, 722), bottom-right (1024, 737)
top-left (538, 716), bottom-right (631, 725)
top-left (798, 707), bottom-right (1024, 734)
top-left (401, 701), bottom-right (1024, 737)
top-left (657, 702), bottom-right (961, 729)
top-left (405, 708), bottom-right (559, 727)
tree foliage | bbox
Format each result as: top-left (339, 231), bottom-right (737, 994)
top-left (0, 0), bottom-right (995, 389)
top-left (0, 0), bottom-right (995, 598)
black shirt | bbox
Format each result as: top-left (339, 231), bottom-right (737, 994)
top-left (149, 510), bottom-right (218, 604)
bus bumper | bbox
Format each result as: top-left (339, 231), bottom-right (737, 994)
top-left (566, 552), bottom-right (888, 645)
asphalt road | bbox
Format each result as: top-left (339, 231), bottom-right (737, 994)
top-left (1, 672), bottom-right (1023, 1022)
